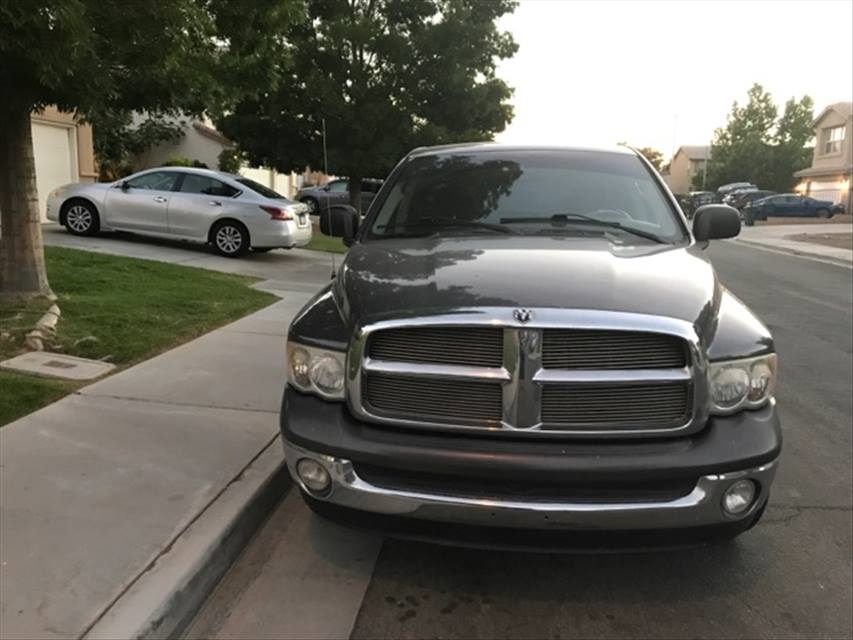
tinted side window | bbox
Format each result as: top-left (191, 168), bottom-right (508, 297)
top-left (127, 171), bottom-right (179, 191)
top-left (327, 180), bottom-right (348, 192)
top-left (179, 174), bottom-right (239, 197)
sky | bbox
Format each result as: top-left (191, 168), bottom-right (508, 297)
top-left (494, 0), bottom-right (853, 160)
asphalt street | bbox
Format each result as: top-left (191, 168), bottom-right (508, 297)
top-left (188, 240), bottom-right (852, 640)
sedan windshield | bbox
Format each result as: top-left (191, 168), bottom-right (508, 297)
top-left (367, 150), bottom-right (686, 243)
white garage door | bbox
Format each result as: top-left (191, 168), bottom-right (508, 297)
top-left (32, 122), bottom-right (76, 221)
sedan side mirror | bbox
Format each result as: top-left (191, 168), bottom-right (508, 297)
top-left (120, 180), bottom-right (130, 191)
top-left (320, 204), bottom-right (359, 244)
top-left (693, 204), bottom-right (741, 242)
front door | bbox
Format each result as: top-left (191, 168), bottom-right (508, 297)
top-left (167, 173), bottom-right (240, 238)
top-left (104, 171), bottom-right (179, 232)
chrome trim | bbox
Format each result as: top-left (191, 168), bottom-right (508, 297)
top-left (285, 441), bottom-right (777, 530)
top-left (363, 358), bottom-right (510, 381)
top-left (347, 307), bottom-right (709, 438)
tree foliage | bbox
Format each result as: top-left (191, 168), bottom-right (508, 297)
top-left (90, 111), bottom-right (185, 180)
top-left (703, 84), bottom-right (814, 192)
top-left (218, 0), bottom-right (518, 208)
top-left (635, 147), bottom-right (664, 172)
top-left (0, 0), bottom-right (304, 296)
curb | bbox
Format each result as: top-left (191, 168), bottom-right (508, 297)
top-left (84, 437), bottom-right (291, 640)
top-left (732, 238), bottom-right (853, 269)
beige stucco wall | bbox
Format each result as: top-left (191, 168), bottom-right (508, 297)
top-left (810, 109), bottom-right (853, 171)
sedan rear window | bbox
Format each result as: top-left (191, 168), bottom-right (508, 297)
top-left (235, 178), bottom-right (288, 200)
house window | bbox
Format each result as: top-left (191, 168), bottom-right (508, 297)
top-left (823, 126), bottom-right (845, 155)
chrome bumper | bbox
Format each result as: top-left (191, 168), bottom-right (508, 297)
top-left (284, 441), bottom-right (778, 530)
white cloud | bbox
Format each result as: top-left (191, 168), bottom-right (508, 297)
top-left (495, 0), bottom-right (853, 159)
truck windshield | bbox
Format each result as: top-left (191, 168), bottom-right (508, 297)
top-left (367, 150), bottom-right (686, 243)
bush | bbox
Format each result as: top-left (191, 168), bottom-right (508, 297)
top-left (163, 157), bottom-right (208, 168)
top-left (218, 148), bottom-right (242, 173)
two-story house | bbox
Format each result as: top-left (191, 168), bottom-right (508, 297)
top-left (794, 102), bottom-right (852, 212)
top-left (661, 145), bottom-right (710, 194)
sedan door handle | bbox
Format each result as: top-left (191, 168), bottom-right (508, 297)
top-left (208, 201), bottom-right (222, 206)
top-left (153, 196), bottom-right (168, 203)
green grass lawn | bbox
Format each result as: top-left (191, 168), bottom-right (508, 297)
top-left (305, 233), bottom-right (347, 254)
top-left (0, 246), bottom-right (277, 426)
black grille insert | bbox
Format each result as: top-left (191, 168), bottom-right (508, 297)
top-left (542, 329), bottom-right (687, 370)
top-left (368, 327), bottom-right (503, 367)
top-left (364, 373), bottom-right (502, 424)
top-left (353, 463), bottom-right (697, 503)
top-left (541, 382), bottom-right (690, 429)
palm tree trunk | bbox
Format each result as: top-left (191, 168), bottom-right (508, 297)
top-left (0, 106), bottom-right (52, 298)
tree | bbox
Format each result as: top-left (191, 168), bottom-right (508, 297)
top-left (636, 147), bottom-right (664, 172)
top-left (0, 0), bottom-right (303, 297)
top-left (218, 0), bottom-right (518, 211)
top-left (89, 110), bottom-right (185, 181)
top-left (704, 83), bottom-right (813, 192)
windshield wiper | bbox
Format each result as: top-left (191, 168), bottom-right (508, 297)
top-left (410, 217), bottom-right (514, 234)
top-left (500, 213), bottom-right (668, 244)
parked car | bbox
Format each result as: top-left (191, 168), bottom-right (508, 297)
top-left (717, 182), bottom-right (756, 196)
top-left (681, 191), bottom-right (718, 218)
top-left (46, 167), bottom-right (312, 257)
top-left (282, 143), bottom-right (780, 550)
top-left (728, 189), bottom-right (775, 211)
top-left (743, 193), bottom-right (845, 225)
top-left (297, 178), bottom-right (383, 215)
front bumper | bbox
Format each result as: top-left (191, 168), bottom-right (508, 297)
top-left (281, 389), bottom-right (781, 534)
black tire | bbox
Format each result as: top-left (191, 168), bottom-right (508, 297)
top-left (300, 197), bottom-right (320, 215)
top-left (816, 208), bottom-right (831, 219)
top-left (62, 199), bottom-right (100, 236)
top-left (251, 247), bottom-right (274, 253)
top-left (210, 220), bottom-right (250, 257)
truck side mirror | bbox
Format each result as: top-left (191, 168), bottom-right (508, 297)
top-left (320, 204), bottom-right (359, 244)
top-left (693, 204), bottom-right (741, 242)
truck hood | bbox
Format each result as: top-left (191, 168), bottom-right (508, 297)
top-left (337, 235), bottom-right (721, 336)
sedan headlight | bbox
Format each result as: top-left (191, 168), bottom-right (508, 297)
top-left (287, 342), bottom-right (345, 400)
top-left (708, 353), bottom-right (777, 415)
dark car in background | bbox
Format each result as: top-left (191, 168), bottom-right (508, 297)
top-left (297, 178), bottom-right (383, 215)
top-left (680, 191), bottom-right (719, 218)
top-left (743, 193), bottom-right (845, 224)
top-left (728, 189), bottom-right (775, 211)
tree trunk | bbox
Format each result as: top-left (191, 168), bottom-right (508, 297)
top-left (0, 106), bottom-right (52, 298)
top-left (348, 176), bottom-right (363, 214)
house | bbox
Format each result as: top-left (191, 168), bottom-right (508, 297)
top-left (794, 102), bottom-right (852, 212)
top-left (134, 115), bottom-right (232, 171)
top-left (663, 146), bottom-right (710, 194)
top-left (31, 107), bottom-right (97, 222)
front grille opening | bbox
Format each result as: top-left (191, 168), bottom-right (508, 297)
top-left (364, 373), bottom-right (503, 424)
top-left (542, 329), bottom-right (688, 370)
top-left (353, 462), bottom-right (696, 504)
top-left (368, 327), bottom-right (504, 367)
top-left (541, 382), bottom-right (690, 429)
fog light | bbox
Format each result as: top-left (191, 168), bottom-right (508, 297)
top-left (296, 458), bottom-right (331, 493)
top-left (722, 479), bottom-right (757, 515)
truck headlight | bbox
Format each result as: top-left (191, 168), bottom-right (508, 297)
top-left (709, 353), bottom-right (777, 414)
top-left (287, 342), bottom-right (345, 400)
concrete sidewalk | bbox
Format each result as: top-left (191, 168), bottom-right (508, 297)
top-left (733, 222), bottom-right (852, 266)
top-left (0, 289), bottom-right (319, 639)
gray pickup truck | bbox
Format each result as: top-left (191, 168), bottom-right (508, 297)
top-left (280, 144), bottom-right (781, 550)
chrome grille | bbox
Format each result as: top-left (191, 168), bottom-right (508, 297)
top-left (368, 327), bottom-right (503, 367)
top-left (364, 373), bottom-right (503, 423)
top-left (542, 329), bottom-right (686, 369)
top-left (349, 309), bottom-right (705, 438)
top-left (541, 382), bottom-right (690, 428)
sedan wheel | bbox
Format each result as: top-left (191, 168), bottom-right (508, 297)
top-left (64, 202), bottom-right (99, 236)
top-left (212, 222), bottom-right (249, 257)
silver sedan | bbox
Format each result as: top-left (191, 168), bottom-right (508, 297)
top-left (46, 167), bottom-right (312, 257)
